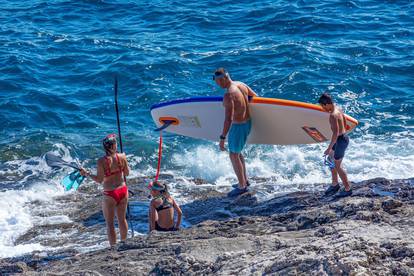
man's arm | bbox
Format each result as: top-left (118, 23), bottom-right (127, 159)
top-left (327, 114), bottom-right (339, 151)
top-left (221, 93), bottom-right (234, 138)
top-left (245, 84), bottom-right (258, 97)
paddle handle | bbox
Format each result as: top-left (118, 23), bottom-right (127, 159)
top-left (114, 76), bottom-right (134, 237)
top-left (114, 77), bottom-right (124, 153)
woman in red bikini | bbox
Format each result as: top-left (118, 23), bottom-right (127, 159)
top-left (80, 134), bottom-right (130, 247)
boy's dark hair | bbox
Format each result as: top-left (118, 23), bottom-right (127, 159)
top-left (318, 93), bottom-right (334, 105)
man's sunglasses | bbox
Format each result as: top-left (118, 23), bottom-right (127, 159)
top-left (213, 72), bottom-right (226, 80)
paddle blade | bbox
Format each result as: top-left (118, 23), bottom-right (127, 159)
top-left (45, 152), bottom-right (79, 170)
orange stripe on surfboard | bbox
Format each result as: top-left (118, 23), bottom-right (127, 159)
top-left (251, 97), bottom-right (359, 126)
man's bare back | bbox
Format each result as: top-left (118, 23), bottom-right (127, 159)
top-left (224, 81), bottom-right (256, 123)
top-left (330, 108), bottom-right (347, 136)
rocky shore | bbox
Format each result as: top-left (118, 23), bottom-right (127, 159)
top-left (2, 177), bottom-right (414, 275)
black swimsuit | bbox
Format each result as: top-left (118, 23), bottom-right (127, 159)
top-left (155, 223), bottom-right (176, 232)
top-left (154, 197), bottom-right (176, 232)
top-left (155, 204), bottom-right (172, 212)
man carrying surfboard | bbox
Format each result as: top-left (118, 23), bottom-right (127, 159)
top-left (213, 68), bottom-right (258, 197)
top-left (318, 93), bottom-right (352, 197)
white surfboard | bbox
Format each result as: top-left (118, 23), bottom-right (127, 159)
top-left (150, 96), bottom-right (358, 145)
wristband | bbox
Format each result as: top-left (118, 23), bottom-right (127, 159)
top-left (220, 135), bottom-right (226, 140)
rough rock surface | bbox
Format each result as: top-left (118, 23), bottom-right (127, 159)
top-left (1, 177), bottom-right (414, 275)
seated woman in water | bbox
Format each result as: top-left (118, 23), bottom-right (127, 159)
top-left (80, 134), bottom-right (130, 247)
top-left (148, 181), bottom-right (182, 232)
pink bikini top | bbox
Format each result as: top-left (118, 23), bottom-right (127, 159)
top-left (104, 154), bottom-right (123, 177)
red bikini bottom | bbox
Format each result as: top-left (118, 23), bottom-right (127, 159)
top-left (103, 185), bottom-right (128, 205)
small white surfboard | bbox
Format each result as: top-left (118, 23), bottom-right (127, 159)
top-left (150, 96), bottom-right (358, 145)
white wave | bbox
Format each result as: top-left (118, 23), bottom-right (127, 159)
top-left (0, 143), bottom-right (77, 258)
top-left (0, 182), bottom-right (66, 258)
top-left (171, 133), bottom-right (414, 187)
top-left (173, 146), bottom-right (234, 182)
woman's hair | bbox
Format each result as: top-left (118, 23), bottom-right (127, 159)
top-left (102, 134), bottom-right (117, 155)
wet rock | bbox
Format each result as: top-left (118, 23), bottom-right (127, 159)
top-left (3, 177), bottom-right (414, 275)
top-left (229, 192), bottom-right (257, 208)
top-left (296, 214), bottom-right (317, 230)
top-left (0, 261), bottom-right (29, 275)
top-left (392, 264), bottom-right (412, 276)
top-left (314, 226), bottom-right (336, 237)
top-left (354, 210), bottom-right (383, 222)
top-left (191, 178), bottom-right (209, 185)
top-left (390, 246), bottom-right (414, 259)
top-left (382, 198), bottom-right (403, 214)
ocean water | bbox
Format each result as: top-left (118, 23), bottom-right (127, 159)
top-left (0, 0), bottom-right (413, 258)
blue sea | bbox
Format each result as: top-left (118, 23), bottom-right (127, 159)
top-left (0, 0), bottom-right (413, 258)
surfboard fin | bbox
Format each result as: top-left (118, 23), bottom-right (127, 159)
top-left (154, 120), bottom-right (175, 132)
